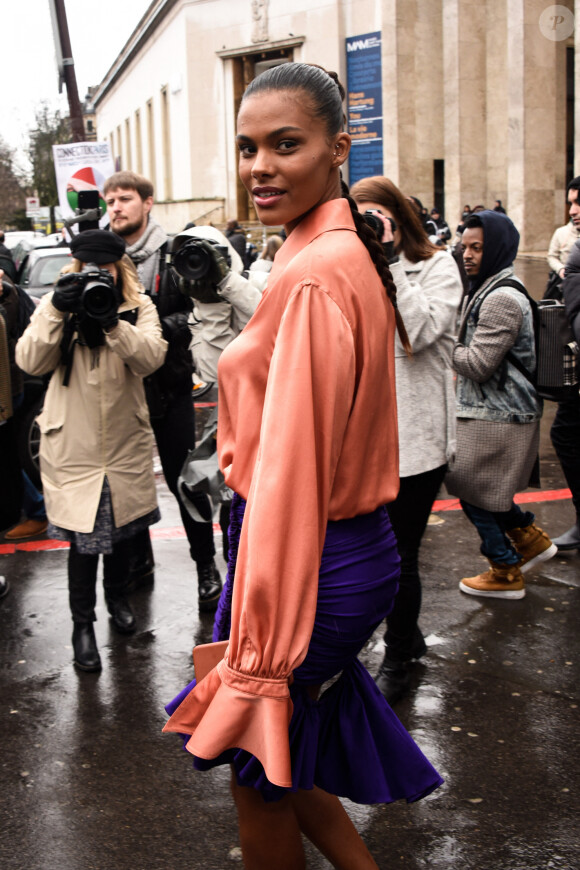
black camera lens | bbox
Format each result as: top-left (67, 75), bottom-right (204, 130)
top-left (79, 264), bottom-right (118, 320)
top-left (82, 282), bottom-right (117, 319)
top-left (173, 241), bottom-right (212, 282)
top-left (172, 238), bottom-right (232, 283)
top-left (363, 210), bottom-right (384, 237)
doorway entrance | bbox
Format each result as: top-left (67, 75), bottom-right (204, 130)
top-left (232, 50), bottom-right (293, 221)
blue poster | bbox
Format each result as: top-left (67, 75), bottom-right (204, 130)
top-left (345, 31), bottom-right (383, 184)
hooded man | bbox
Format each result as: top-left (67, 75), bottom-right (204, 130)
top-left (445, 210), bottom-right (557, 599)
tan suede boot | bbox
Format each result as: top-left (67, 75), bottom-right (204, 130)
top-left (459, 561), bottom-right (525, 599)
top-left (507, 523), bottom-right (557, 573)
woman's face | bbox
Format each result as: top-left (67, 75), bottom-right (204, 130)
top-left (236, 89), bottom-right (350, 235)
top-left (355, 200), bottom-right (401, 247)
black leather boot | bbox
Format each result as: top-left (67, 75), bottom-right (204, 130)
top-left (72, 623), bottom-right (102, 672)
top-left (106, 598), bottom-right (136, 634)
top-left (375, 655), bottom-right (410, 705)
top-left (197, 559), bottom-right (223, 612)
top-left (126, 529), bottom-right (155, 594)
top-left (0, 576), bottom-right (10, 600)
top-left (552, 519), bottom-right (580, 551)
top-left (104, 541), bottom-right (137, 633)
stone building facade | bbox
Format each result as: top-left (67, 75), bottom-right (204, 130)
top-left (90, 0), bottom-right (576, 249)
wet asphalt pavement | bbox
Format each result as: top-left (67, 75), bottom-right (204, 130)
top-left (1, 259), bottom-right (578, 870)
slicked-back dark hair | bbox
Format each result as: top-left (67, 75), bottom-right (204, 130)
top-left (240, 62), bottom-right (411, 354)
top-left (242, 62), bottom-right (345, 135)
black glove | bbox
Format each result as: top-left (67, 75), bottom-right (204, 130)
top-left (198, 240), bottom-right (230, 285)
top-left (52, 273), bottom-right (85, 313)
top-left (382, 241), bottom-right (398, 264)
top-left (99, 313), bottom-right (120, 332)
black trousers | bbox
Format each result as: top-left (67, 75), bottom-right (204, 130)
top-left (68, 539), bottom-right (131, 623)
top-left (151, 390), bottom-right (215, 565)
top-left (550, 392), bottom-right (580, 516)
top-left (383, 464), bottom-right (448, 661)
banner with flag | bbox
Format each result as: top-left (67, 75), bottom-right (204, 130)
top-left (52, 142), bottom-right (115, 234)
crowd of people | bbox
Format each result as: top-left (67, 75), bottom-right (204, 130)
top-left (1, 61), bottom-right (579, 870)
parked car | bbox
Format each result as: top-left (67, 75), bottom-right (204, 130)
top-left (18, 247), bottom-right (72, 304)
top-left (3, 231), bottom-right (47, 252)
top-left (16, 373), bottom-right (47, 490)
top-left (11, 233), bottom-right (65, 273)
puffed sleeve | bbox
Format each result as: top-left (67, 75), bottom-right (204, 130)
top-left (104, 295), bottom-right (167, 377)
top-left (164, 283), bottom-right (356, 787)
top-left (15, 293), bottom-right (67, 376)
top-left (390, 252), bottom-right (462, 354)
top-left (547, 227), bottom-right (566, 276)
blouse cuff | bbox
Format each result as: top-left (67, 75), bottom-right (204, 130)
top-left (163, 661), bottom-right (294, 787)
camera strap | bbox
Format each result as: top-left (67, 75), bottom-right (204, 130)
top-left (153, 242), bottom-right (169, 298)
top-left (119, 307), bottom-right (139, 326)
top-left (59, 308), bottom-right (139, 387)
top-left (60, 315), bottom-right (79, 387)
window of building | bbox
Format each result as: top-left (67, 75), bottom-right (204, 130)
top-left (147, 99), bottom-right (156, 191)
top-left (434, 159), bottom-right (445, 217)
top-left (135, 109), bottom-right (143, 174)
top-left (116, 125), bottom-right (122, 170)
top-left (161, 86), bottom-right (172, 200)
top-left (125, 118), bottom-right (132, 171)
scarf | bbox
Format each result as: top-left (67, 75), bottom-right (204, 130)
top-left (123, 218), bottom-right (167, 293)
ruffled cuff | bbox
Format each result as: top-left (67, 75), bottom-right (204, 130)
top-left (163, 660), bottom-right (294, 787)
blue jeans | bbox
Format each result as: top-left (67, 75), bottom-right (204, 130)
top-left (460, 500), bottom-right (535, 565)
top-left (13, 393), bottom-right (46, 522)
top-left (23, 471), bottom-right (46, 521)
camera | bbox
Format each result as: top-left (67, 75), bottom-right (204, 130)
top-left (79, 263), bottom-right (119, 321)
top-left (172, 238), bottom-right (231, 282)
top-left (363, 210), bottom-right (397, 238)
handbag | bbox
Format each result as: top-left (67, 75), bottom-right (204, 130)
top-left (543, 270), bottom-right (563, 301)
top-left (192, 640), bottom-right (228, 682)
top-left (178, 406), bottom-right (232, 522)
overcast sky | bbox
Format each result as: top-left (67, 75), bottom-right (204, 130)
top-left (3, 0), bottom-right (151, 172)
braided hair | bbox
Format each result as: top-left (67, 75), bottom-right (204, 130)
top-left (342, 182), bottom-right (411, 355)
top-left (242, 62), bottom-right (411, 354)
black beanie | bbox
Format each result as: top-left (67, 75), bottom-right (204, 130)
top-left (70, 230), bottom-right (126, 265)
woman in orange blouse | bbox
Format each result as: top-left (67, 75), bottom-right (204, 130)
top-left (165, 63), bottom-right (442, 869)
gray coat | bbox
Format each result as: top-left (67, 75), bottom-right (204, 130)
top-left (445, 267), bottom-right (541, 510)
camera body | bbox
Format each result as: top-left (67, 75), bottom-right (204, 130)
top-left (363, 210), bottom-right (397, 238)
top-left (363, 210), bottom-right (384, 237)
top-left (79, 263), bottom-right (119, 321)
top-left (172, 238), bottom-right (231, 283)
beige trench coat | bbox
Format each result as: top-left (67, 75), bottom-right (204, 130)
top-left (16, 292), bottom-right (167, 533)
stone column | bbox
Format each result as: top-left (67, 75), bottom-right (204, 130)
top-left (442, 0), bottom-right (487, 233)
top-left (507, 0), bottom-right (564, 250)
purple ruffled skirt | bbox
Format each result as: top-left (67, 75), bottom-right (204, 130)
top-left (166, 494), bottom-right (443, 804)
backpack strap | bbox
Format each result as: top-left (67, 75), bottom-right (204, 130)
top-left (148, 241), bottom-right (169, 300)
top-left (467, 277), bottom-right (537, 390)
top-left (495, 279), bottom-right (537, 387)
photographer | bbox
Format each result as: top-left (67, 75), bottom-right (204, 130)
top-left (173, 225), bottom-right (267, 384)
top-left (171, 226), bottom-right (267, 562)
top-left (15, 230), bottom-right (167, 672)
top-left (351, 175), bottom-right (463, 703)
top-left (104, 171), bottom-right (224, 611)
